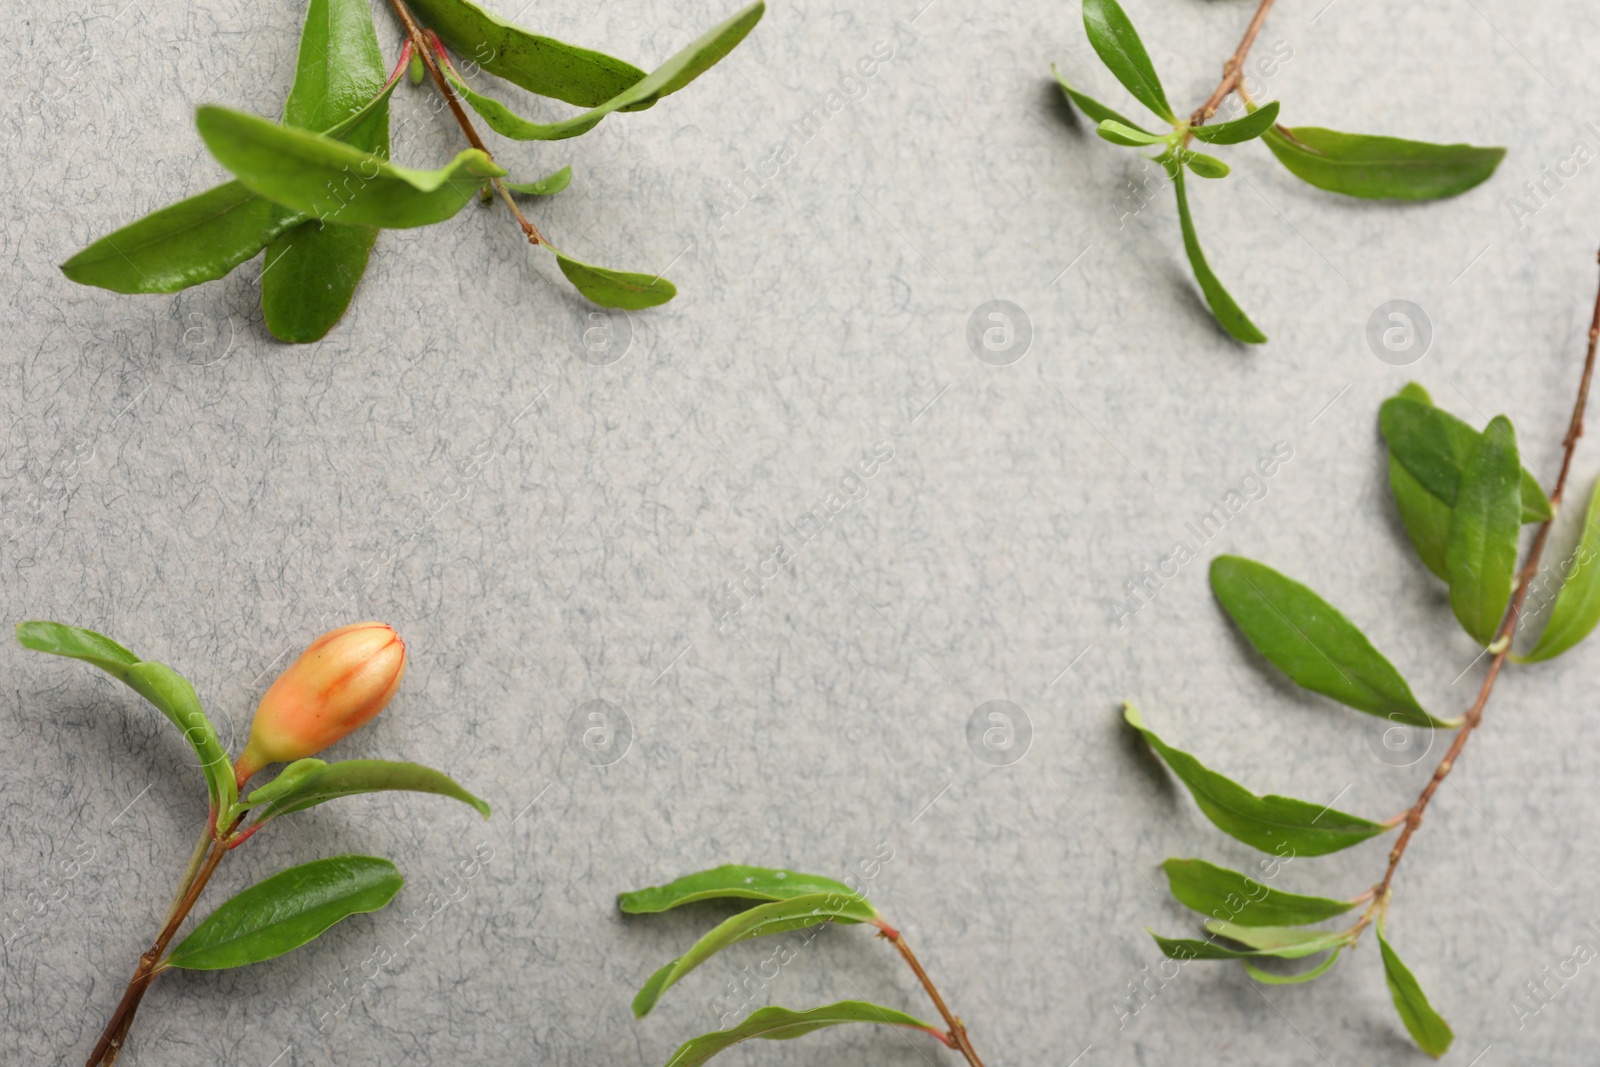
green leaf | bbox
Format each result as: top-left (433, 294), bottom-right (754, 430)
top-left (16, 622), bottom-right (236, 814)
top-left (280, 0), bottom-right (387, 132)
top-left (505, 165), bottom-right (572, 196)
top-left (1380, 393), bottom-right (1550, 523)
top-left (262, 220), bottom-right (379, 343)
top-left (1204, 920), bottom-right (1353, 959)
top-left (166, 856), bottom-right (402, 969)
top-left (1377, 924), bottom-right (1454, 1056)
top-left (662, 1002), bottom-right (943, 1067)
top-left (1151, 925), bottom-right (1349, 961)
top-left (619, 865), bottom-right (867, 914)
top-left (1190, 100), bottom-right (1280, 145)
top-left (1171, 163), bottom-right (1266, 343)
top-left (1521, 477), bottom-right (1600, 661)
top-left (1123, 703), bottom-right (1388, 856)
top-left (1209, 556), bottom-right (1454, 728)
top-left (1049, 64), bottom-right (1152, 134)
top-left (1262, 124), bottom-right (1503, 200)
top-left (240, 759), bottom-right (490, 822)
top-left (1243, 948), bottom-right (1344, 985)
top-left (1081, 0), bottom-right (1174, 123)
top-left (196, 106), bottom-right (503, 229)
top-left (1096, 118), bottom-right (1166, 146)
top-left (441, 3), bottom-right (764, 142)
top-left (632, 892), bottom-right (876, 1017)
top-left (1182, 150), bottom-right (1230, 179)
top-left (1391, 454), bottom-right (1453, 580)
top-left (1161, 858), bottom-right (1355, 927)
top-left (555, 252), bottom-right (676, 309)
top-left (1446, 416), bottom-right (1521, 646)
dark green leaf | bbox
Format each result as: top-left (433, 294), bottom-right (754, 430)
top-left (166, 856), bottom-right (402, 969)
top-left (1096, 118), bottom-right (1165, 146)
top-left (1123, 704), bottom-right (1388, 856)
top-left (1161, 858), bottom-right (1355, 927)
top-left (1377, 924), bottom-right (1454, 1056)
top-left (1380, 393), bottom-right (1550, 523)
top-left (197, 106), bottom-right (503, 229)
top-left (1190, 100), bottom-right (1280, 145)
top-left (1049, 64), bottom-right (1151, 134)
top-left (619, 865), bottom-right (868, 914)
top-left (1182, 150), bottom-right (1230, 179)
top-left (1209, 556), bottom-right (1453, 728)
top-left (16, 622), bottom-right (236, 813)
top-left (662, 1002), bottom-right (943, 1067)
top-left (1446, 416), bottom-right (1521, 646)
top-left (1521, 477), bottom-right (1600, 661)
top-left (1391, 454), bottom-right (1453, 580)
top-left (632, 892), bottom-right (876, 1017)
top-left (1081, 0), bottom-right (1174, 122)
top-left (241, 759), bottom-right (490, 822)
top-left (1263, 124), bottom-right (1503, 200)
top-left (555, 252), bottom-right (676, 309)
top-left (1172, 164), bottom-right (1265, 343)
top-left (505, 165), bottom-right (572, 196)
top-left (1243, 948), bottom-right (1343, 985)
top-left (441, 3), bottom-right (764, 142)
top-left (262, 221), bottom-right (379, 343)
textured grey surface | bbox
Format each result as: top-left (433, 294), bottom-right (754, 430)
top-left (5, 0), bottom-right (1600, 1063)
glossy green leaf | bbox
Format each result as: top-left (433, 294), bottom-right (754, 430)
top-left (1380, 393), bottom-right (1550, 523)
top-left (166, 856), bottom-right (401, 969)
top-left (1161, 858), bottom-right (1355, 927)
top-left (1263, 124), bottom-right (1503, 200)
top-left (1189, 100), bottom-right (1280, 145)
top-left (632, 892), bottom-right (876, 1017)
top-left (1081, 0), bottom-right (1174, 122)
top-left (505, 165), bottom-right (572, 196)
top-left (16, 622), bottom-right (236, 814)
top-left (1243, 948), bottom-right (1344, 985)
top-left (1377, 924), bottom-right (1454, 1056)
top-left (662, 1002), bottom-right (943, 1067)
top-left (1123, 703), bottom-right (1388, 856)
top-left (197, 106), bottom-right (503, 229)
top-left (280, 0), bottom-right (387, 132)
top-left (1096, 118), bottom-right (1165, 146)
top-left (241, 759), bottom-right (490, 822)
top-left (1049, 64), bottom-right (1151, 134)
top-left (441, 3), bottom-right (764, 142)
top-left (1171, 163), bottom-right (1266, 343)
top-left (1521, 477), bottom-right (1600, 661)
top-left (1151, 924), bottom-right (1349, 961)
top-left (1446, 416), bottom-right (1521, 646)
top-left (262, 221), bottom-right (379, 342)
top-left (1182, 150), bottom-right (1230, 179)
top-left (619, 865), bottom-right (868, 915)
top-left (239, 758), bottom-right (327, 810)
top-left (1209, 556), bottom-right (1453, 728)
top-left (555, 252), bottom-right (676, 309)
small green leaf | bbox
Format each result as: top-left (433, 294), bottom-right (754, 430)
top-left (662, 1002), bottom-right (943, 1067)
top-left (1081, 0), bottom-right (1174, 122)
top-left (1171, 163), bottom-right (1266, 343)
top-left (1151, 924), bottom-right (1349, 961)
top-left (1190, 100), bottom-right (1280, 145)
top-left (1096, 118), bottom-right (1166, 146)
top-left (1161, 858), bottom-right (1355, 927)
top-left (196, 106), bottom-right (503, 229)
top-left (441, 3), bottom-right (764, 142)
top-left (1050, 64), bottom-right (1152, 134)
top-left (633, 892), bottom-right (876, 1017)
top-left (408, 48), bottom-right (425, 85)
top-left (240, 759), bottom-right (490, 823)
top-left (555, 252), bottom-right (676, 309)
top-left (166, 856), bottom-right (402, 969)
top-left (619, 865), bottom-right (866, 914)
top-left (1209, 556), bottom-right (1454, 728)
top-left (1123, 703), bottom-right (1388, 856)
top-left (1182, 150), bottom-right (1230, 179)
top-left (1380, 392), bottom-right (1550, 523)
top-left (1263, 124), bottom-right (1503, 200)
top-left (1243, 948), bottom-right (1344, 985)
top-left (1446, 416), bottom-right (1521, 646)
top-left (1377, 924), bottom-right (1454, 1056)
top-left (505, 165), bottom-right (572, 196)
top-left (1521, 477), bottom-right (1600, 661)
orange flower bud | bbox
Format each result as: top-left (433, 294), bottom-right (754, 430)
top-left (235, 622), bottom-right (406, 786)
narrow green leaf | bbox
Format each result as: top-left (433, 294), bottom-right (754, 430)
top-left (1123, 704), bottom-right (1388, 856)
top-left (1050, 64), bottom-right (1151, 134)
top-left (440, 3), bottom-right (764, 142)
top-left (1446, 416), bottom-right (1521, 646)
top-left (1081, 0), bottom-right (1174, 122)
top-left (1521, 477), bottom-right (1600, 661)
top-left (167, 856), bottom-right (402, 969)
top-left (1204, 920), bottom-right (1353, 959)
top-left (1171, 164), bottom-right (1266, 343)
top-left (555, 252), bottom-right (676, 309)
top-left (1391, 455), bottom-right (1453, 580)
top-left (619, 865), bottom-right (868, 915)
top-left (1096, 118), bottom-right (1165, 146)
top-left (505, 165), bottom-right (572, 196)
top-left (1151, 925), bottom-right (1348, 961)
top-left (16, 622), bottom-right (235, 813)
top-left (1190, 100), bottom-right (1280, 145)
top-left (662, 1001), bottom-right (942, 1067)
top-left (1263, 124), bottom-right (1503, 200)
top-left (1182, 150), bottom-right (1230, 179)
top-left (1209, 556), bottom-right (1453, 728)
top-left (241, 759), bottom-right (490, 822)
top-left (1377, 924), bottom-right (1454, 1056)
top-left (632, 892), bottom-right (876, 1017)
top-left (1243, 948), bottom-right (1343, 985)
top-left (1161, 858), bottom-right (1355, 927)
top-left (1380, 392), bottom-right (1550, 523)
top-left (197, 106), bottom-right (503, 229)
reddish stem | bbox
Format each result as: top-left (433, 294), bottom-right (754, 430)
top-left (873, 919), bottom-right (985, 1067)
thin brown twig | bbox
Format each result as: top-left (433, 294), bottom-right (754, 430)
top-left (1183, 0), bottom-right (1279, 144)
top-left (874, 920), bottom-right (985, 1067)
top-left (1352, 248), bottom-right (1600, 940)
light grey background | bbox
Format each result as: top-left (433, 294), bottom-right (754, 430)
top-left (5, 0), bottom-right (1600, 1063)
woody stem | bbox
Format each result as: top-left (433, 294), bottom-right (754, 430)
top-left (1184, 0), bottom-right (1279, 143)
top-left (874, 920), bottom-right (985, 1067)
